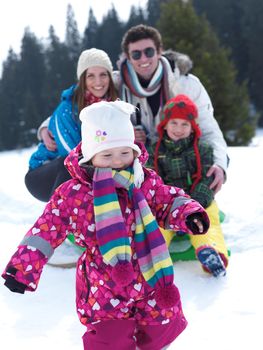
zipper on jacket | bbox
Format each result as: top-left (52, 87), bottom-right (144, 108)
top-left (81, 260), bottom-right (90, 303)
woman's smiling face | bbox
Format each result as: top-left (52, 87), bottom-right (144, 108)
top-left (85, 66), bottom-right (110, 98)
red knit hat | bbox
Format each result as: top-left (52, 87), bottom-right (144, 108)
top-left (155, 94), bottom-right (202, 191)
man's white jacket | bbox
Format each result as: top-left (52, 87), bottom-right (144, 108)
top-left (114, 68), bottom-right (228, 173)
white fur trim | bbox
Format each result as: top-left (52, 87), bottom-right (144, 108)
top-left (133, 158), bottom-right (144, 188)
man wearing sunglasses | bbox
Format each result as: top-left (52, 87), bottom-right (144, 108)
top-left (116, 24), bottom-right (228, 194)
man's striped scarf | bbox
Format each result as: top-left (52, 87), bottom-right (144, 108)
top-left (119, 57), bottom-right (170, 103)
top-left (93, 166), bottom-right (174, 290)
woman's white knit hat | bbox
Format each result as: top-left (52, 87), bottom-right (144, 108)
top-left (79, 100), bottom-right (141, 165)
top-left (77, 48), bottom-right (113, 79)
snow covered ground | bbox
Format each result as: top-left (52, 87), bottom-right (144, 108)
top-left (0, 130), bottom-right (263, 350)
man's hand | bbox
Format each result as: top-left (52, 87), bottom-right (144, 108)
top-left (207, 164), bottom-right (225, 194)
top-left (134, 128), bottom-right (147, 144)
top-left (40, 127), bottom-right (57, 151)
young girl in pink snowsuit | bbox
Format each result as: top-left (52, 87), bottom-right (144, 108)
top-left (2, 100), bottom-right (209, 350)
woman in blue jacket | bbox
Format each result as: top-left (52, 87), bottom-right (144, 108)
top-left (25, 48), bottom-right (117, 202)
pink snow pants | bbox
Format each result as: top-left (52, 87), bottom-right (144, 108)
top-left (82, 316), bottom-right (187, 350)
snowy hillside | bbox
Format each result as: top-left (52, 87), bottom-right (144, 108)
top-left (0, 130), bottom-right (263, 350)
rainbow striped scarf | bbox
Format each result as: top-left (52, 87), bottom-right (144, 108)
top-left (93, 166), bottom-right (174, 290)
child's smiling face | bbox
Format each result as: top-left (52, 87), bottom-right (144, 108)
top-left (92, 146), bottom-right (135, 169)
top-left (165, 118), bottom-right (192, 142)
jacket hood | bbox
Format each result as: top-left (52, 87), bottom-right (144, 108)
top-left (61, 84), bottom-right (77, 101)
top-left (162, 50), bottom-right (193, 76)
top-left (65, 141), bottom-right (149, 184)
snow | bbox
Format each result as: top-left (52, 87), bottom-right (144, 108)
top-left (1, 130), bottom-right (263, 350)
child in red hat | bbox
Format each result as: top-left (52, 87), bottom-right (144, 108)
top-left (149, 94), bottom-right (229, 277)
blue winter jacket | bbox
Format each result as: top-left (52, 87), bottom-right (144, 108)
top-left (29, 85), bottom-right (81, 169)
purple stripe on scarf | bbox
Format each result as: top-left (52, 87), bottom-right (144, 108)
top-left (94, 178), bottom-right (115, 191)
top-left (97, 221), bottom-right (126, 238)
top-left (94, 169), bottom-right (112, 180)
top-left (136, 227), bottom-right (167, 246)
top-left (135, 235), bottom-right (166, 258)
top-left (94, 188), bottom-right (116, 198)
top-left (96, 214), bottom-right (124, 230)
top-left (133, 188), bottom-right (144, 202)
top-left (97, 228), bottom-right (128, 246)
top-left (138, 243), bottom-right (168, 266)
top-left (143, 227), bottom-right (166, 242)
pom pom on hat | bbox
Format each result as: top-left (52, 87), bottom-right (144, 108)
top-left (79, 100), bottom-right (141, 165)
top-left (77, 48), bottom-right (113, 79)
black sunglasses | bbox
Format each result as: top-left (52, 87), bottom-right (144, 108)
top-left (130, 47), bottom-right (156, 60)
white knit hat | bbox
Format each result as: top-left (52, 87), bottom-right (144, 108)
top-left (79, 100), bottom-right (141, 165)
top-left (77, 48), bottom-right (113, 79)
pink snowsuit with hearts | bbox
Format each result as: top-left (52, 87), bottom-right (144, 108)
top-left (2, 143), bottom-right (209, 349)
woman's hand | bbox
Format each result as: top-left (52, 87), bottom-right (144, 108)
top-left (40, 127), bottom-right (57, 151)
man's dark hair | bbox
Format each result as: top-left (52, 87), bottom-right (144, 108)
top-left (121, 24), bottom-right (163, 56)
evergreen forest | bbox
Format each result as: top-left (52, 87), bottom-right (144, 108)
top-left (0, 0), bottom-right (261, 151)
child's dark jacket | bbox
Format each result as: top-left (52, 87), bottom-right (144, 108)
top-left (148, 134), bottom-right (214, 208)
top-left (2, 143), bottom-right (209, 326)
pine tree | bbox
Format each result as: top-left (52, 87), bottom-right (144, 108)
top-left (193, 0), bottom-right (249, 82)
top-left (18, 28), bottom-right (46, 127)
top-left (146, 0), bottom-right (164, 26)
top-left (82, 8), bottom-right (99, 50)
top-left (241, 0), bottom-right (263, 125)
top-left (95, 6), bottom-right (123, 69)
top-left (44, 26), bottom-right (74, 114)
top-left (125, 6), bottom-right (147, 31)
top-left (0, 29), bottom-right (46, 149)
top-left (193, 0), bottom-right (263, 124)
top-left (65, 4), bottom-right (81, 63)
top-left (158, 0), bottom-right (255, 145)
top-left (0, 50), bottom-right (20, 150)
